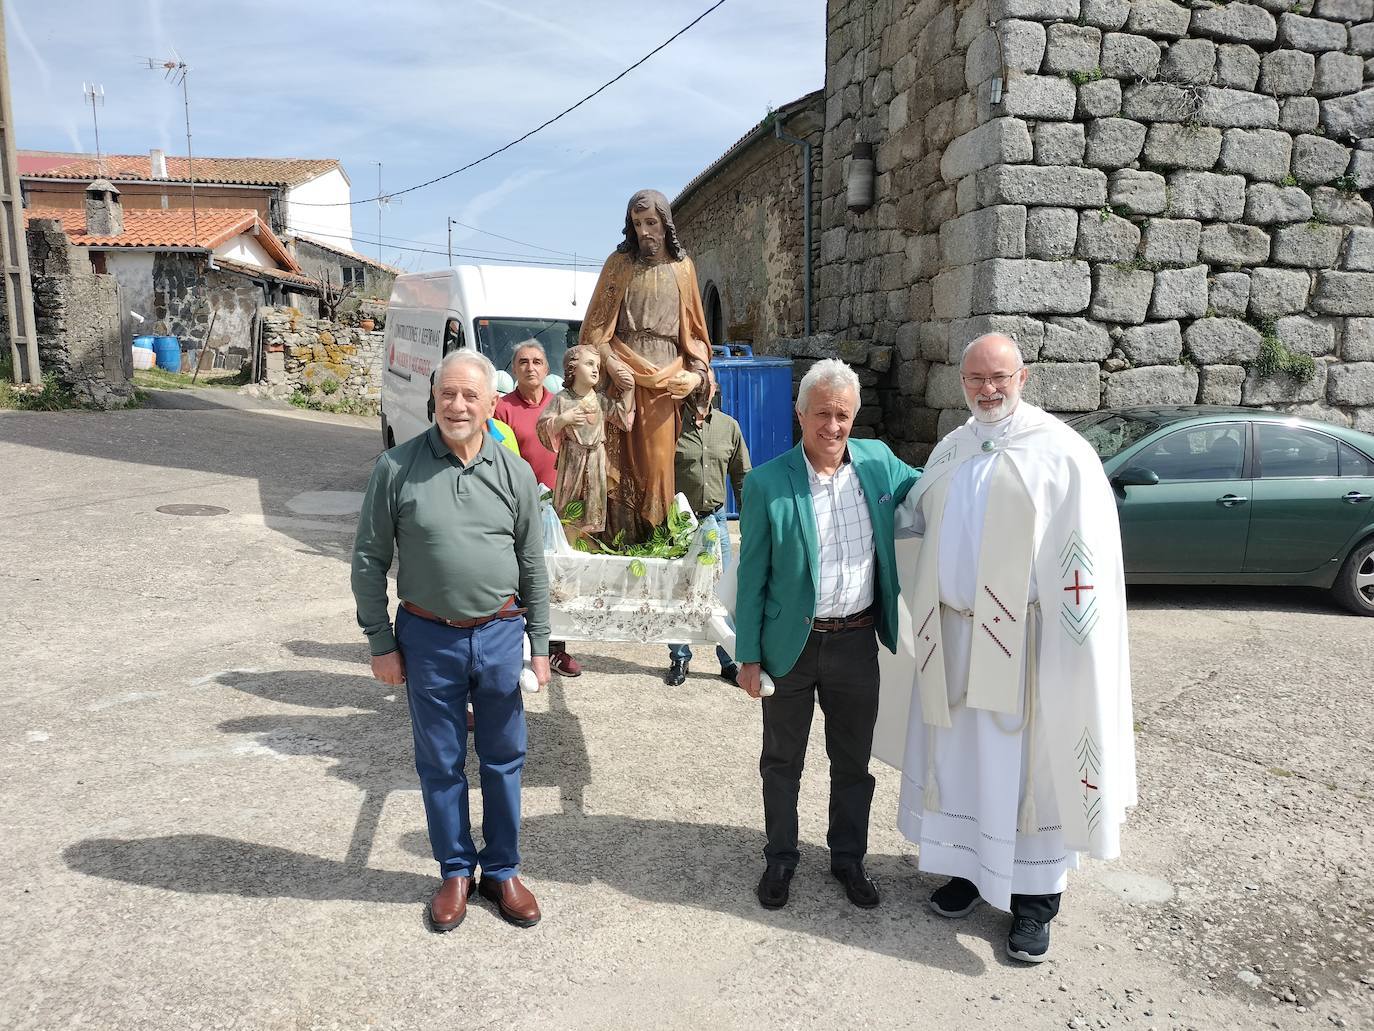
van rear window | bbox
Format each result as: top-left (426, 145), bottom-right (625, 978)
top-left (475, 318), bottom-right (582, 377)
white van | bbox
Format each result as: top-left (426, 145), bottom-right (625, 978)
top-left (379, 263), bottom-right (600, 449)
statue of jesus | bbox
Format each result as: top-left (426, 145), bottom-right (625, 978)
top-left (578, 189), bottom-right (713, 544)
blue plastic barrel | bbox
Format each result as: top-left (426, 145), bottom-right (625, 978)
top-left (709, 343), bottom-right (795, 518)
top-left (152, 336), bottom-right (181, 372)
top-left (133, 335), bottom-right (156, 351)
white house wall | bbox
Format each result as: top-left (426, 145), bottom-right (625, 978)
top-left (213, 234), bottom-right (274, 268)
top-left (283, 169), bottom-right (353, 250)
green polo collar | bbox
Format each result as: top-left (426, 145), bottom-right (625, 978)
top-left (425, 423), bottom-right (497, 465)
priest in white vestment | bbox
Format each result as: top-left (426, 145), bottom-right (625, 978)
top-left (892, 334), bottom-right (1135, 964)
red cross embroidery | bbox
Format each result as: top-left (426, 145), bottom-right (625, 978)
top-left (993, 616), bottom-right (1001, 623)
top-left (1081, 776), bottom-right (1098, 791)
top-left (1064, 570), bottom-right (1094, 606)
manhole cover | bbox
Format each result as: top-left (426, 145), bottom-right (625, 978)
top-left (156, 504), bottom-right (229, 517)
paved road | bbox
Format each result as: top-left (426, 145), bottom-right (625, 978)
top-left (1, 390), bottom-right (1370, 1031)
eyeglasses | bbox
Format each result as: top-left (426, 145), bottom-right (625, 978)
top-left (960, 370), bottom-right (1022, 389)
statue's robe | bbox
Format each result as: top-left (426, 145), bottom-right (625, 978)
top-left (578, 250), bottom-right (711, 542)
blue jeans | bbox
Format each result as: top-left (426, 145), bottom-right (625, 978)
top-left (668, 509), bottom-right (734, 670)
top-left (397, 606), bottom-right (527, 880)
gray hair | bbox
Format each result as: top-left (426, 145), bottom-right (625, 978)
top-left (960, 333), bottom-right (1024, 369)
top-left (510, 340), bottom-right (547, 367)
top-left (796, 358), bottom-right (861, 414)
top-left (436, 348), bottom-right (498, 396)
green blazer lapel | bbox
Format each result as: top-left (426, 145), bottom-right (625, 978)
top-left (786, 446), bottom-right (820, 595)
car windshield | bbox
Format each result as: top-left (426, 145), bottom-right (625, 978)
top-left (475, 317), bottom-right (582, 380)
top-left (1071, 413), bottom-right (1165, 460)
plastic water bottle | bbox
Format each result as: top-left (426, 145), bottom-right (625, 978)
top-left (759, 671), bottom-right (776, 698)
top-left (519, 635), bottom-right (540, 693)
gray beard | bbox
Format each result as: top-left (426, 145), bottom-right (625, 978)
top-left (969, 396), bottom-right (1015, 423)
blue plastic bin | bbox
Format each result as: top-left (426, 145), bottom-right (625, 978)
top-left (152, 336), bottom-right (181, 372)
top-left (709, 343), bottom-right (794, 518)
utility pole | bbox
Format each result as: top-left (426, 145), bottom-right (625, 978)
top-left (83, 82), bottom-right (104, 173)
top-left (447, 217), bottom-right (455, 266)
top-left (145, 55), bottom-right (197, 242)
top-left (0, 0), bottom-right (40, 385)
top-left (376, 162), bottom-right (382, 263)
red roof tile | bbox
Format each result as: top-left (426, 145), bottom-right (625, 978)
top-left (24, 206), bottom-right (301, 272)
top-left (19, 152), bottom-right (341, 188)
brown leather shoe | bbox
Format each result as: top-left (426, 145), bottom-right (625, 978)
top-left (428, 875), bottom-right (474, 932)
top-left (478, 875), bottom-right (541, 927)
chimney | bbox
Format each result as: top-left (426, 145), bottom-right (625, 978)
top-left (84, 178), bottom-right (124, 236)
top-left (150, 148), bottom-right (168, 179)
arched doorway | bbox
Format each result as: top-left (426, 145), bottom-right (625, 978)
top-left (702, 281), bottom-right (723, 347)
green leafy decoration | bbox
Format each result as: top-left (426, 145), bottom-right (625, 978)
top-left (628, 559), bottom-right (647, 578)
top-left (562, 499), bottom-right (585, 522)
top-left (574, 536), bottom-right (591, 553)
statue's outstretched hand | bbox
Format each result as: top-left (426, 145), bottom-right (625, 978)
top-left (665, 370), bottom-right (701, 400)
top-left (610, 361), bottom-right (636, 392)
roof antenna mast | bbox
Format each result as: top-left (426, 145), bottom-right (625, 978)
top-left (142, 53), bottom-right (197, 243)
top-left (82, 82), bottom-right (104, 174)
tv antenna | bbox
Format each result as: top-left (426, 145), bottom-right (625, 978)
top-left (142, 53), bottom-right (198, 242)
top-left (82, 83), bottom-right (104, 172)
top-left (376, 162), bottom-right (400, 262)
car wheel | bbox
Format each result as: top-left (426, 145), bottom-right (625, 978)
top-left (1331, 536), bottom-right (1374, 616)
top-left (381, 415), bottom-right (395, 451)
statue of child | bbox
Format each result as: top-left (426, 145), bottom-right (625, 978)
top-left (536, 345), bottom-right (634, 544)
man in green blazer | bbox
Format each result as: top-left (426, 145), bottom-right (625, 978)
top-left (736, 358), bottom-right (920, 910)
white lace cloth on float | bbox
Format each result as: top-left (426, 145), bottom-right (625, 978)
top-left (540, 493), bottom-right (733, 645)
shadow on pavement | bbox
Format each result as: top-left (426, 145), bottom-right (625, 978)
top-left (1126, 583), bottom-right (1340, 615)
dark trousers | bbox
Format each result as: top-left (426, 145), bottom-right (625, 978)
top-left (759, 625), bottom-right (879, 871)
top-left (397, 607), bottom-right (527, 881)
top-left (948, 877), bottom-right (1063, 922)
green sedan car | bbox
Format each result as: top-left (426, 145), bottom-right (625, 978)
top-left (1068, 406), bottom-right (1374, 616)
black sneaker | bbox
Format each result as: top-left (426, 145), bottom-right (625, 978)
top-left (928, 876), bottom-right (983, 919)
top-left (664, 657), bottom-right (688, 687)
top-left (1006, 916), bottom-right (1051, 963)
top-left (719, 662), bottom-right (739, 685)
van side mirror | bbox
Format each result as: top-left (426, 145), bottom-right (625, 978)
top-left (427, 371), bottom-right (436, 423)
top-left (1111, 466), bottom-right (1160, 488)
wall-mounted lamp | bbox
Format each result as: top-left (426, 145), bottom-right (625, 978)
top-left (847, 140), bottom-right (875, 214)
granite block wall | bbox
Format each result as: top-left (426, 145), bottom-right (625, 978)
top-left (818, 0), bottom-right (1374, 458)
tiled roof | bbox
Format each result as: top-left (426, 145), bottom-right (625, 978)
top-left (672, 89), bottom-right (824, 213)
top-left (215, 257), bottom-right (321, 293)
top-left (291, 233), bottom-right (403, 274)
top-left (19, 151), bottom-right (341, 188)
top-left (24, 206), bottom-right (301, 272)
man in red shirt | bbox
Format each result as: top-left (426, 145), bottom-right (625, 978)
top-left (494, 341), bottom-right (581, 677)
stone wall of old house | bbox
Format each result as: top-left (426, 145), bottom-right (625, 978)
top-left (674, 106), bottom-right (824, 346)
top-left (257, 306), bottom-right (383, 411)
top-left (151, 255), bottom-right (263, 367)
top-left (24, 219), bottom-right (131, 408)
top-left (811, 0), bottom-right (1374, 460)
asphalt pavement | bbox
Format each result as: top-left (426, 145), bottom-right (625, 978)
top-left (1, 388), bottom-right (1370, 1031)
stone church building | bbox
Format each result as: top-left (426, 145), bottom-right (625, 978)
top-left (673, 0), bottom-right (1374, 462)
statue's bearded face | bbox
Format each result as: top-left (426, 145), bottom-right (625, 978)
top-left (630, 202), bottom-right (667, 259)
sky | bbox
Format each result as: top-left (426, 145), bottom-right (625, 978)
top-left (6, 0), bottom-right (825, 274)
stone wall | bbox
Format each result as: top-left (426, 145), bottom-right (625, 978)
top-left (674, 97), bottom-right (824, 345)
top-left (25, 219), bottom-right (131, 408)
top-left (258, 306), bottom-right (383, 411)
top-left (812, 0), bottom-right (1374, 458)
top-left (152, 254), bottom-right (262, 368)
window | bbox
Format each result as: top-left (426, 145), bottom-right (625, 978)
top-left (1073, 412), bottom-right (1164, 460)
top-left (474, 317), bottom-right (582, 376)
top-left (1339, 441), bottom-right (1374, 477)
top-left (341, 265), bottom-right (365, 288)
top-left (1256, 424), bottom-right (1339, 478)
top-left (1136, 424), bottom-right (1246, 481)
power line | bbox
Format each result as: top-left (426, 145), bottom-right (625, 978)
top-left (290, 0), bottom-right (727, 208)
top-left (290, 219), bottom-right (573, 259)
top-left (290, 223), bottom-right (591, 268)
top-left (291, 222), bottom-right (593, 267)
top-left (447, 217), bottom-right (578, 258)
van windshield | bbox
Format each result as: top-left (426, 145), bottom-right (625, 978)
top-left (475, 318), bottom-right (582, 380)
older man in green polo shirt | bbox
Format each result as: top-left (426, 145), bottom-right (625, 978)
top-left (352, 349), bottom-right (551, 933)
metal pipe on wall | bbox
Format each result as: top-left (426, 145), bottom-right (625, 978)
top-left (774, 119), bottom-right (814, 338)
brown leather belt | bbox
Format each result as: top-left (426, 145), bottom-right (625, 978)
top-left (811, 605), bottom-right (876, 632)
top-left (401, 598), bottom-right (526, 629)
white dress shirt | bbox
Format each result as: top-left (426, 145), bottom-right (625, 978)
top-left (805, 450), bottom-right (875, 618)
